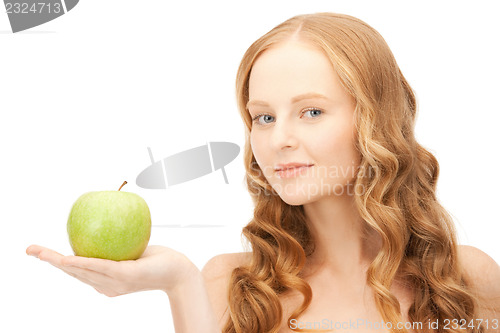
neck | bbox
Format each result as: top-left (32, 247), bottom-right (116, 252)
top-left (302, 192), bottom-right (381, 276)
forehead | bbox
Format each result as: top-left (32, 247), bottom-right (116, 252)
top-left (248, 40), bottom-right (343, 102)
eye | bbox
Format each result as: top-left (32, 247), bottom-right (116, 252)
top-left (252, 114), bottom-right (275, 125)
top-left (302, 108), bottom-right (322, 118)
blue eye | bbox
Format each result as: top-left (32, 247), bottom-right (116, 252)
top-left (252, 114), bottom-right (275, 125)
top-left (302, 108), bottom-right (322, 118)
top-left (251, 109), bottom-right (322, 126)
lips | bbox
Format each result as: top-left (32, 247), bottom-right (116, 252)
top-left (274, 163), bottom-right (313, 178)
top-left (275, 162), bottom-right (313, 171)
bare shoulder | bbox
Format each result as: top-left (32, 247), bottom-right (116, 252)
top-left (202, 252), bottom-right (251, 280)
top-left (457, 245), bottom-right (500, 329)
top-left (457, 245), bottom-right (500, 287)
top-left (202, 252), bottom-right (252, 328)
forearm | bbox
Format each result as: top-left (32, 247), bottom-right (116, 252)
top-left (166, 268), bottom-right (221, 333)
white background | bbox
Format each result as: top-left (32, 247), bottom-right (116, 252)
top-left (1, 1), bottom-right (499, 332)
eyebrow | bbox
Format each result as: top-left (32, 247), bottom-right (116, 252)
top-left (246, 92), bottom-right (330, 109)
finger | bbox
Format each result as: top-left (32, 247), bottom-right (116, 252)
top-left (28, 245), bottom-right (123, 278)
top-left (61, 256), bottom-right (122, 277)
top-left (26, 245), bottom-right (62, 258)
top-left (33, 248), bottom-right (101, 277)
top-left (28, 249), bottom-right (109, 290)
top-left (32, 247), bottom-right (66, 267)
top-left (58, 268), bottom-right (113, 296)
top-left (61, 266), bottom-right (102, 286)
top-left (60, 265), bottom-right (111, 287)
top-left (61, 265), bottom-right (110, 284)
top-left (59, 266), bottom-right (127, 297)
top-left (27, 246), bottom-right (125, 297)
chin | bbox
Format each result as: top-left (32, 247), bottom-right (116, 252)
top-left (271, 178), bottom-right (353, 206)
top-left (267, 178), bottom-right (324, 206)
top-left (280, 196), bottom-right (313, 206)
top-left (273, 187), bottom-right (319, 206)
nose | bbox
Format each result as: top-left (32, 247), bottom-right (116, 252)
top-left (270, 118), bottom-right (298, 151)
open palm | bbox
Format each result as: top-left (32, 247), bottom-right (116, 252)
top-left (26, 244), bottom-right (199, 296)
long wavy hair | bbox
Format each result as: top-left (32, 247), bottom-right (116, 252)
top-left (224, 12), bottom-right (484, 333)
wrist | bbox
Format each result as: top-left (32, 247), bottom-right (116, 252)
top-left (165, 263), bottom-right (220, 332)
top-left (164, 261), bottom-right (202, 297)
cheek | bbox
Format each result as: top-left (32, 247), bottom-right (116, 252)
top-left (250, 131), bottom-right (258, 159)
top-left (310, 126), bottom-right (359, 177)
top-left (250, 131), bottom-right (278, 181)
top-left (250, 132), bottom-right (267, 169)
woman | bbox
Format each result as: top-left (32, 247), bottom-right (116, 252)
top-left (26, 13), bottom-right (499, 333)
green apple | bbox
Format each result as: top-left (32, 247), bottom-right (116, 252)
top-left (67, 181), bottom-right (151, 261)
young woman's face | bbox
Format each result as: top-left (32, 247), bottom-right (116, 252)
top-left (248, 40), bottom-right (360, 205)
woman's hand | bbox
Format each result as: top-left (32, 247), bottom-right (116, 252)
top-left (26, 244), bottom-right (199, 297)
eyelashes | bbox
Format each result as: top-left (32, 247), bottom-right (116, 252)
top-left (251, 108), bottom-right (323, 126)
top-left (252, 114), bottom-right (274, 124)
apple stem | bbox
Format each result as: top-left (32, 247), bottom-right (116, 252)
top-left (118, 181), bottom-right (127, 191)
